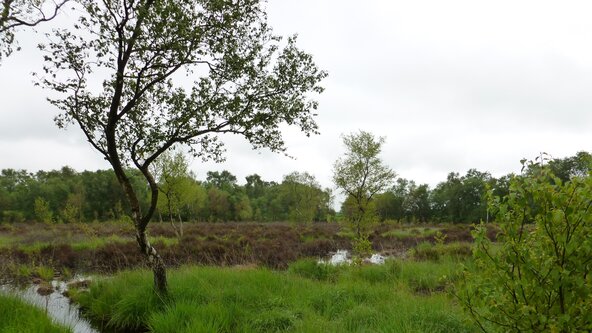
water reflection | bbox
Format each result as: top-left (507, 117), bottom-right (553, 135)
top-left (1, 278), bottom-right (98, 333)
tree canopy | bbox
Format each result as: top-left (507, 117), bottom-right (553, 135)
top-left (38, 0), bottom-right (327, 294)
top-left (333, 131), bottom-right (395, 246)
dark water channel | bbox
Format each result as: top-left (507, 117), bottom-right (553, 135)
top-left (1, 278), bottom-right (98, 333)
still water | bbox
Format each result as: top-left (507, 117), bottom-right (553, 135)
top-left (1, 279), bottom-right (98, 333)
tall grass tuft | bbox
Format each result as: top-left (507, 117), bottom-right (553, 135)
top-left (71, 261), bottom-right (476, 332)
top-left (0, 293), bottom-right (72, 333)
top-left (288, 258), bottom-right (341, 281)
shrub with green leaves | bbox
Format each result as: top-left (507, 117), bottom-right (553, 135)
top-left (459, 165), bottom-right (592, 332)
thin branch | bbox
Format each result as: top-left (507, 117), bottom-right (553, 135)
top-left (1, 0), bottom-right (69, 33)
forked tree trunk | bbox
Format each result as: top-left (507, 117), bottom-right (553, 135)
top-left (112, 166), bottom-right (169, 296)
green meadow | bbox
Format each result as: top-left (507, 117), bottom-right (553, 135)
top-left (70, 256), bottom-right (474, 333)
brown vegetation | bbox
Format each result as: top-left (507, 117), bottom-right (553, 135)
top-left (0, 222), bottom-right (496, 281)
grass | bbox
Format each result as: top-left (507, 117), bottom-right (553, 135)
top-left (70, 260), bottom-right (476, 333)
top-left (0, 235), bottom-right (13, 247)
top-left (381, 227), bottom-right (439, 239)
top-left (409, 241), bottom-right (473, 262)
top-left (0, 293), bottom-right (72, 333)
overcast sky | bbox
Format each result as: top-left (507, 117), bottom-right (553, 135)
top-left (1, 0), bottom-right (591, 200)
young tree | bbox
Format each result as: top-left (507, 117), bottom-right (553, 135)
top-left (332, 131), bottom-right (395, 254)
top-left (153, 151), bottom-right (192, 237)
top-left (34, 196), bottom-right (53, 223)
top-left (39, 0), bottom-right (326, 294)
top-left (0, 0), bottom-right (68, 61)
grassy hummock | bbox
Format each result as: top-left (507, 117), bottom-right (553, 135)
top-left (71, 259), bottom-right (476, 333)
top-left (0, 293), bottom-right (71, 333)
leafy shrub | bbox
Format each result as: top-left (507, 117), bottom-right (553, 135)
top-left (351, 235), bottom-right (373, 260)
top-left (459, 165), bottom-right (592, 332)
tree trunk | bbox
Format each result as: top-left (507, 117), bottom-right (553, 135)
top-left (109, 164), bottom-right (169, 296)
top-left (136, 225), bottom-right (168, 295)
top-left (177, 212), bottom-right (184, 238)
top-left (166, 194), bottom-right (180, 239)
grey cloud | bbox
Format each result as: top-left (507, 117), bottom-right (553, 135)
top-left (1, 0), bottom-right (592, 203)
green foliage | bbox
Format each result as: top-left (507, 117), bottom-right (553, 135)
top-left (153, 152), bottom-right (198, 235)
top-left (0, 293), bottom-right (72, 333)
top-left (459, 164), bottom-right (592, 332)
top-left (60, 193), bottom-right (82, 224)
top-left (0, 0), bottom-right (69, 63)
top-left (0, 167), bottom-right (147, 223)
top-left (432, 169), bottom-right (491, 223)
top-left (34, 197), bottom-right (53, 224)
top-left (434, 230), bottom-right (447, 245)
top-left (1, 151), bottom-right (588, 225)
top-left (37, 0), bottom-right (327, 229)
top-left (0, 167), bottom-right (337, 223)
top-left (351, 234), bottom-right (373, 260)
top-left (333, 131), bottom-right (395, 257)
top-left (36, 0), bottom-right (327, 294)
top-left (530, 151), bottom-right (592, 183)
top-left (333, 131), bottom-right (395, 236)
top-left (279, 172), bottom-right (331, 223)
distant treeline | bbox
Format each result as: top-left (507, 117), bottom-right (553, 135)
top-left (368, 151), bottom-right (591, 223)
top-left (0, 167), bottom-right (333, 224)
top-left (0, 152), bottom-right (589, 224)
